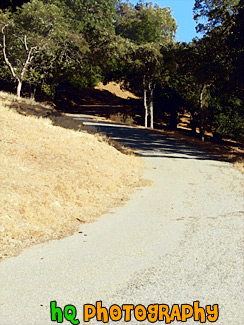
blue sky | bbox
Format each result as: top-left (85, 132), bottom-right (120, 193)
top-left (130, 0), bottom-right (200, 43)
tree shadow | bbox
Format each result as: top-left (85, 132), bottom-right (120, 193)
top-left (76, 117), bottom-right (226, 161)
top-left (54, 84), bottom-right (143, 123)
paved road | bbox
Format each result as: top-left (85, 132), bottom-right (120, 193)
top-left (0, 116), bottom-right (243, 324)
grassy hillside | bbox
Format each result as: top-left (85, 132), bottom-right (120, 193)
top-left (0, 92), bottom-right (143, 260)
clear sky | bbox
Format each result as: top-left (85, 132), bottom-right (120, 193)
top-left (130, 0), bottom-right (200, 43)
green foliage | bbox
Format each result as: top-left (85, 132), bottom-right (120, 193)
top-left (165, 0), bottom-right (244, 140)
top-left (113, 1), bottom-right (177, 88)
top-left (193, 0), bottom-right (240, 33)
top-left (43, 0), bottom-right (116, 39)
top-left (210, 95), bottom-right (244, 140)
top-left (116, 1), bottom-right (177, 44)
top-left (0, 0), bottom-right (242, 140)
top-left (0, 0), bottom-right (90, 96)
top-left (114, 1), bottom-right (177, 128)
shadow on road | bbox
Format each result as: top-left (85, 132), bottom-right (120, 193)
top-left (71, 115), bottom-right (223, 161)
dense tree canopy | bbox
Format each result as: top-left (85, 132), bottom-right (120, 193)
top-left (116, 1), bottom-right (176, 44)
top-left (191, 0), bottom-right (244, 140)
top-left (193, 0), bottom-right (240, 32)
top-left (0, 0), bottom-right (243, 140)
top-left (0, 0), bottom-right (88, 97)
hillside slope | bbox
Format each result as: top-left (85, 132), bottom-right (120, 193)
top-left (0, 93), bottom-right (143, 260)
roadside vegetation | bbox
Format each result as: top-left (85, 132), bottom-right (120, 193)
top-left (0, 92), bottom-right (143, 260)
top-left (0, 0), bottom-right (243, 142)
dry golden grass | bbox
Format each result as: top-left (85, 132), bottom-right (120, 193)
top-left (234, 161), bottom-right (244, 173)
top-left (95, 82), bottom-right (139, 99)
top-left (0, 91), bottom-right (55, 117)
top-left (0, 92), bottom-right (143, 260)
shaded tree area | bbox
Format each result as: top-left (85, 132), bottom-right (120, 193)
top-left (191, 0), bottom-right (244, 141)
top-left (157, 0), bottom-right (244, 141)
top-left (0, 0), bottom-right (243, 141)
top-left (0, 1), bottom-right (29, 11)
top-left (112, 0), bottom-right (177, 128)
top-left (0, 0), bottom-right (115, 98)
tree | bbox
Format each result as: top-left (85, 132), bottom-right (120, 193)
top-left (0, 0), bottom-right (88, 98)
top-left (133, 43), bottom-right (163, 128)
top-left (193, 0), bottom-right (240, 33)
top-left (0, 11), bottom-right (36, 97)
top-left (41, 0), bottom-right (117, 89)
top-left (192, 0), bottom-right (244, 141)
top-left (116, 0), bottom-right (176, 45)
top-left (115, 1), bottom-right (177, 128)
top-left (44, 0), bottom-right (116, 36)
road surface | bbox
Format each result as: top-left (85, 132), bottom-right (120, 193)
top-left (0, 116), bottom-right (243, 324)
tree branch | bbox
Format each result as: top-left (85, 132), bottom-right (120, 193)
top-left (20, 45), bottom-right (36, 81)
top-left (1, 25), bottom-right (18, 80)
top-left (24, 35), bottom-right (29, 52)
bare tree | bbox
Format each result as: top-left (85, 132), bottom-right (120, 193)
top-left (143, 77), bottom-right (155, 129)
top-left (2, 25), bottom-right (36, 97)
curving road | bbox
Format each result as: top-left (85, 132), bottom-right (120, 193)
top-left (0, 116), bottom-right (243, 324)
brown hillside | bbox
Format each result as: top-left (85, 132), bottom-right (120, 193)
top-left (0, 92), bottom-right (143, 260)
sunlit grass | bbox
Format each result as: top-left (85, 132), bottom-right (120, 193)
top-left (0, 92), bottom-right (143, 260)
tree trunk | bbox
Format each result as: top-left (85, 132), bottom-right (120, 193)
top-left (143, 76), bottom-right (148, 128)
top-left (199, 84), bottom-right (205, 142)
top-left (17, 80), bottom-right (22, 98)
top-left (148, 83), bottom-right (154, 129)
top-left (30, 84), bottom-right (36, 100)
top-left (144, 88), bottom-right (148, 128)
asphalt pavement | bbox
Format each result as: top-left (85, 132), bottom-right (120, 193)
top-left (0, 116), bottom-right (243, 324)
